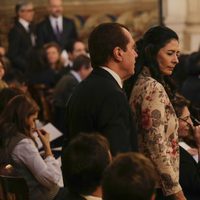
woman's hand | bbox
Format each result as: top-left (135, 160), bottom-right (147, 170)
top-left (36, 129), bottom-right (53, 157)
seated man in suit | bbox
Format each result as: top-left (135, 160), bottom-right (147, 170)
top-left (7, 1), bottom-right (35, 73)
top-left (61, 133), bottom-right (111, 200)
top-left (36, 0), bottom-right (77, 50)
top-left (63, 22), bottom-right (138, 155)
top-left (102, 152), bottom-right (156, 200)
top-left (53, 54), bottom-right (92, 133)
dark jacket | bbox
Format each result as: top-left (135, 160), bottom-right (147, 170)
top-left (179, 146), bottom-right (200, 200)
top-left (181, 52), bottom-right (200, 105)
top-left (7, 21), bottom-right (34, 72)
top-left (36, 17), bottom-right (77, 49)
top-left (53, 72), bottom-right (79, 133)
top-left (63, 67), bottom-right (137, 155)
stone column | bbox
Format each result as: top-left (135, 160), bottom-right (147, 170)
top-left (162, 0), bottom-right (187, 51)
top-left (184, 0), bottom-right (200, 52)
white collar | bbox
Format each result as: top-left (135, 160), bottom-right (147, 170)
top-left (19, 18), bottom-right (29, 32)
top-left (49, 15), bottom-right (63, 32)
top-left (82, 195), bottom-right (102, 200)
top-left (70, 70), bottom-right (82, 82)
top-left (101, 67), bottom-right (123, 88)
top-left (49, 15), bottom-right (62, 23)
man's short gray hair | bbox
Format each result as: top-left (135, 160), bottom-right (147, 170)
top-left (15, 1), bottom-right (32, 14)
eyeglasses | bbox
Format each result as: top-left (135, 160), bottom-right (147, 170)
top-left (179, 115), bottom-right (190, 122)
top-left (21, 8), bottom-right (34, 12)
top-left (179, 115), bottom-right (200, 126)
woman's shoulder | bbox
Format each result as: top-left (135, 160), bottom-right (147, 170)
top-left (15, 137), bottom-right (37, 150)
top-left (136, 75), bottom-right (164, 91)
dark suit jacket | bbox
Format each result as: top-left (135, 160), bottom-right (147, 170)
top-left (7, 21), bottom-right (34, 72)
top-left (53, 72), bottom-right (79, 133)
top-left (53, 72), bottom-right (79, 107)
top-left (179, 146), bottom-right (200, 200)
top-left (63, 67), bottom-right (137, 155)
top-left (36, 17), bottom-right (77, 49)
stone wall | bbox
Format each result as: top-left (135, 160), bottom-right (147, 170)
top-left (163, 0), bottom-right (200, 52)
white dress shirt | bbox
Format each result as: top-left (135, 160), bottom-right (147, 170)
top-left (19, 18), bottom-right (29, 32)
top-left (12, 138), bottom-right (63, 188)
top-left (49, 15), bottom-right (63, 33)
top-left (70, 70), bottom-right (82, 83)
top-left (18, 18), bottom-right (35, 46)
top-left (101, 67), bottom-right (123, 88)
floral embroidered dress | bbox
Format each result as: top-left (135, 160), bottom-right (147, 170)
top-left (129, 67), bottom-right (182, 196)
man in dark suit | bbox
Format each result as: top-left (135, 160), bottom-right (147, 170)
top-left (63, 23), bottom-right (138, 155)
top-left (36, 0), bottom-right (77, 49)
top-left (53, 54), bottom-right (92, 133)
top-left (7, 1), bottom-right (35, 73)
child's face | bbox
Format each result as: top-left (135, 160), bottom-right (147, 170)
top-left (0, 66), bottom-right (5, 79)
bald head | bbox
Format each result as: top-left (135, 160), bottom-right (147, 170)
top-left (48, 0), bottom-right (63, 18)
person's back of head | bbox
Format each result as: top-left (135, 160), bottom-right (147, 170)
top-left (72, 55), bottom-right (90, 71)
top-left (88, 22), bottom-right (130, 69)
top-left (62, 133), bottom-right (111, 196)
top-left (102, 152), bottom-right (156, 200)
top-left (72, 54), bottom-right (92, 80)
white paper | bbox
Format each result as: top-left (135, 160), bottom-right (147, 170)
top-left (33, 123), bottom-right (63, 149)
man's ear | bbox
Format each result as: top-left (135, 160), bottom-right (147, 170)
top-left (113, 47), bottom-right (123, 62)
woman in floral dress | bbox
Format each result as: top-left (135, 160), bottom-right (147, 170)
top-left (128, 26), bottom-right (186, 200)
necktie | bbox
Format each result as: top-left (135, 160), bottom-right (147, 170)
top-left (28, 24), bottom-right (35, 47)
top-left (55, 20), bottom-right (62, 41)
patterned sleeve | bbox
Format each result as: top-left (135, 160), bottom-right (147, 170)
top-left (140, 80), bottom-right (182, 196)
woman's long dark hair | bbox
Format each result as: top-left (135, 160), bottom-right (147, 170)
top-left (125, 26), bottom-right (179, 100)
top-left (0, 95), bottom-right (39, 147)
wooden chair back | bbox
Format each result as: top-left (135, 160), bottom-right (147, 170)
top-left (0, 165), bottom-right (29, 200)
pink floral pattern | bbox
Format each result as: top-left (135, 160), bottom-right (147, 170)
top-left (129, 67), bottom-right (181, 196)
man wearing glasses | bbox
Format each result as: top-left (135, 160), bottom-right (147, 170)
top-left (7, 1), bottom-right (35, 73)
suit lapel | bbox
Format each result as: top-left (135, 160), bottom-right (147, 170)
top-left (16, 22), bottom-right (32, 46)
top-left (61, 18), bottom-right (68, 41)
top-left (46, 18), bottom-right (58, 41)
